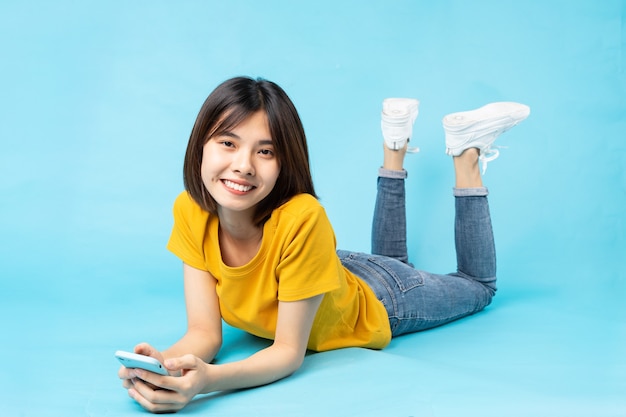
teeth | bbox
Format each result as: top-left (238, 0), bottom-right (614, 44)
top-left (223, 180), bottom-right (254, 192)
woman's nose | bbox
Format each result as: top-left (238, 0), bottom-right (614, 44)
top-left (232, 151), bottom-right (254, 176)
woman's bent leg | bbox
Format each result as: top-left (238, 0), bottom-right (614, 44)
top-left (350, 187), bottom-right (497, 337)
top-left (342, 251), bottom-right (496, 337)
top-left (454, 187), bottom-right (497, 292)
top-left (371, 168), bottom-right (410, 264)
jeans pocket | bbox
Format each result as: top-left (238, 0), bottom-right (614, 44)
top-left (367, 255), bottom-right (424, 292)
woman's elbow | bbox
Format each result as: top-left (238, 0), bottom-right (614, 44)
top-left (273, 341), bottom-right (306, 375)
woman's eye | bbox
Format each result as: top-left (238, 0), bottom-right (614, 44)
top-left (221, 141), bottom-right (234, 148)
top-left (259, 149), bottom-right (274, 156)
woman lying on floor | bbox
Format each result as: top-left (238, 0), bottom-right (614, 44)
top-left (118, 76), bottom-right (529, 413)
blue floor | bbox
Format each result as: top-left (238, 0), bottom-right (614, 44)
top-left (1, 1), bottom-right (624, 416)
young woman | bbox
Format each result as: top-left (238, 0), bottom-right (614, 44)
top-left (118, 76), bottom-right (529, 413)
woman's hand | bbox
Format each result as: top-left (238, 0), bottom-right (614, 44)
top-left (126, 354), bottom-right (210, 413)
top-left (118, 342), bottom-right (171, 392)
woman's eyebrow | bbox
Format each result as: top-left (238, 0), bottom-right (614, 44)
top-left (219, 131), bottom-right (239, 139)
top-left (217, 131), bottom-right (272, 145)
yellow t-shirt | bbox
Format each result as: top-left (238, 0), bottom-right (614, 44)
top-left (166, 191), bottom-right (391, 351)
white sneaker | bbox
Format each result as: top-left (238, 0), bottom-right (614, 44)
top-left (443, 102), bottom-right (530, 173)
top-left (381, 98), bottom-right (420, 152)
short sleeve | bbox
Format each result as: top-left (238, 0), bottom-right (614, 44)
top-left (275, 201), bottom-right (342, 301)
top-left (166, 191), bottom-right (210, 271)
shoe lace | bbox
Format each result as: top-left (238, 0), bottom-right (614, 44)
top-left (407, 145), bottom-right (420, 153)
top-left (479, 147), bottom-right (501, 174)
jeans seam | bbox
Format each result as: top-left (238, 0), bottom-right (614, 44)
top-left (453, 270), bottom-right (498, 297)
top-left (367, 257), bottom-right (424, 292)
top-left (343, 255), bottom-right (398, 316)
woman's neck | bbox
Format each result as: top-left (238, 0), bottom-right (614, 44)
top-left (217, 207), bottom-right (258, 239)
top-left (217, 208), bottom-right (264, 267)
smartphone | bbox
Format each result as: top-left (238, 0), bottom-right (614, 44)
top-left (115, 350), bottom-right (169, 376)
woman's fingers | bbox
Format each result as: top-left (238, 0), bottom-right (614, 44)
top-left (134, 342), bottom-right (157, 357)
top-left (164, 354), bottom-right (198, 374)
top-left (122, 353), bottom-right (205, 413)
top-left (129, 378), bottom-right (187, 413)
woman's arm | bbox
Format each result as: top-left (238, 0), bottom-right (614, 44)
top-left (127, 294), bottom-right (324, 413)
top-left (119, 263), bottom-right (222, 385)
top-left (198, 293), bottom-right (324, 391)
top-left (162, 263), bottom-right (223, 362)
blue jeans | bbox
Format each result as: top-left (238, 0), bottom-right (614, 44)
top-left (337, 169), bottom-right (497, 337)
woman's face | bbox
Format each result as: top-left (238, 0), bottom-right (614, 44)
top-left (201, 110), bottom-right (280, 220)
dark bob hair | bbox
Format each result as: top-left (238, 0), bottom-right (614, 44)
top-left (183, 76), bottom-right (317, 225)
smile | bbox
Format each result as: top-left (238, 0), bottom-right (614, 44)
top-left (222, 179), bottom-right (255, 193)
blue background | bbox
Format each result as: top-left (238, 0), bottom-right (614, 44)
top-left (1, 1), bottom-right (624, 416)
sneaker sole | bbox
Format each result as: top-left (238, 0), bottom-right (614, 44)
top-left (382, 98), bottom-right (420, 120)
top-left (443, 102), bottom-right (530, 160)
top-left (443, 102), bottom-right (530, 131)
top-left (381, 98), bottom-right (420, 151)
